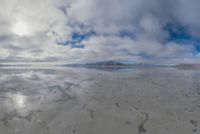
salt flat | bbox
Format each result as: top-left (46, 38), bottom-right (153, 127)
top-left (0, 67), bottom-right (199, 134)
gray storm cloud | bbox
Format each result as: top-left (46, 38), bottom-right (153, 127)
top-left (0, 0), bottom-right (200, 63)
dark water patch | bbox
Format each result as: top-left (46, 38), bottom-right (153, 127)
top-left (115, 102), bottom-right (119, 108)
top-left (125, 121), bottom-right (132, 125)
top-left (87, 109), bottom-right (95, 119)
top-left (190, 120), bottom-right (198, 127)
top-left (138, 113), bottom-right (149, 134)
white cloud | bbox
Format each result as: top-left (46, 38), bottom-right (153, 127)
top-left (0, 0), bottom-right (200, 63)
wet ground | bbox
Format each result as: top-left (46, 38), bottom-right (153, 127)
top-left (0, 67), bottom-right (199, 134)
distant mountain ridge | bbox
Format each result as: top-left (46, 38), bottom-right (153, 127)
top-left (174, 64), bottom-right (200, 69)
top-left (1, 61), bottom-right (200, 70)
top-left (65, 60), bottom-right (171, 68)
top-left (84, 60), bottom-right (127, 66)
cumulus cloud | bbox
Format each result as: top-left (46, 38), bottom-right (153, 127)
top-left (0, 0), bottom-right (200, 63)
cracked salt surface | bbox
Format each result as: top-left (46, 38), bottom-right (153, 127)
top-left (0, 67), bottom-right (199, 134)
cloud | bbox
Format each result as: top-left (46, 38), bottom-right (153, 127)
top-left (0, 0), bottom-right (200, 63)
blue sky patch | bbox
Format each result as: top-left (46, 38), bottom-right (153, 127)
top-left (164, 23), bottom-right (191, 43)
top-left (71, 44), bottom-right (85, 48)
top-left (57, 31), bottom-right (95, 48)
top-left (119, 30), bottom-right (135, 39)
top-left (164, 23), bottom-right (200, 54)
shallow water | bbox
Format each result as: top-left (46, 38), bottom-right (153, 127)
top-left (0, 67), bottom-right (199, 134)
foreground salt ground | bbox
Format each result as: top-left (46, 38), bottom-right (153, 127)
top-left (0, 67), bottom-right (199, 134)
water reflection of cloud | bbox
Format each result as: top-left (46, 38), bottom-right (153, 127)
top-left (0, 69), bottom-right (94, 120)
top-left (5, 92), bottom-right (28, 114)
top-left (12, 93), bottom-right (26, 108)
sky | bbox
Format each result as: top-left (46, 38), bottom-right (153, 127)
top-left (0, 0), bottom-right (200, 64)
